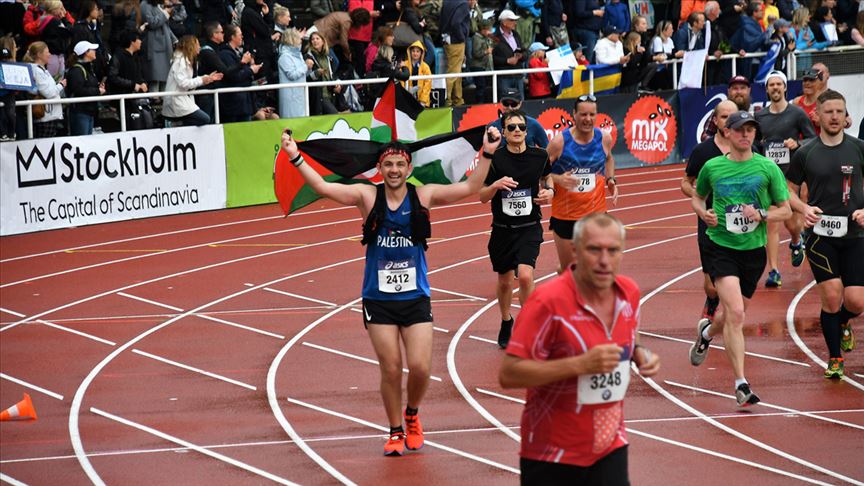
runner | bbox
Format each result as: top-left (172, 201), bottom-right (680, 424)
top-left (279, 127), bottom-right (498, 455)
top-left (793, 63), bottom-right (829, 135)
top-left (681, 100), bottom-right (737, 320)
top-left (479, 110), bottom-right (553, 349)
top-left (689, 111), bottom-right (792, 406)
top-left (755, 70), bottom-right (816, 288)
top-left (487, 88), bottom-right (549, 148)
top-left (499, 212), bottom-right (660, 485)
top-left (546, 95), bottom-right (618, 272)
top-left (786, 89), bottom-right (864, 379)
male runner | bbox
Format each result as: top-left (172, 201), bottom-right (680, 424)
top-left (786, 89), bottom-right (864, 378)
top-left (755, 70), bottom-right (816, 288)
top-left (487, 88), bottom-right (549, 148)
top-left (479, 110), bottom-right (554, 349)
top-left (499, 213), bottom-right (660, 485)
top-left (681, 100), bottom-right (737, 320)
top-left (280, 127), bottom-right (497, 455)
top-left (546, 95), bottom-right (618, 272)
top-left (793, 64), bottom-right (830, 135)
top-left (689, 111), bottom-right (791, 406)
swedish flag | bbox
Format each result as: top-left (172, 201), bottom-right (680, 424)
top-left (557, 65), bottom-right (622, 99)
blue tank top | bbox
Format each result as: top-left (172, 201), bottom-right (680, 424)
top-left (552, 127), bottom-right (606, 175)
top-left (362, 193), bottom-right (431, 300)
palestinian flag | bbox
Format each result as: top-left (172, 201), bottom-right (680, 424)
top-left (370, 79), bottom-right (424, 142)
top-left (274, 126), bottom-right (487, 216)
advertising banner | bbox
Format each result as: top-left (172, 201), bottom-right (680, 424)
top-left (451, 91), bottom-right (681, 169)
top-left (0, 126), bottom-right (227, 236)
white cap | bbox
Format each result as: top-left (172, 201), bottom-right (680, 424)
top-left (73, 41), bottom-right (99, 56)
top-left (765, 70), bottom-right (787, 86)
top-left (499, 9), bottom-right (520, 21)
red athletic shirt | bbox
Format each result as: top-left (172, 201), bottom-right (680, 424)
top-left (506, 268), bottom-right (641, 467)
top-left (795, 96), bottom-right (820, 135)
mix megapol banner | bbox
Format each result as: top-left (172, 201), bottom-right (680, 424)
top-left (0, 126), bottom-right (227, 236)
top-left (451, 91), bottom-right (681, 169)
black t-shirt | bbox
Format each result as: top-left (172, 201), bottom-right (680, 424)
top-left (685, 137), bottom-right (724, 235)
top-left (484, 146), bottom-right (551, 226)
top-left (787, 135), bottom-right (864, 239)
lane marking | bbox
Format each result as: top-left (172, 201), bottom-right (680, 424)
top-left (786, 280), bottom-right (864, 392)
top-left (117, 292), bottom-right (184, 312)
top-left (433, 327), bottom-right (450, 334)
top-left (286, 397), bottom-right (520, 475)
top-left (263, 288), bottom-right (337, 307)
top-left (475, 388), bottom-right (524, 404)
top-left (132, 349), bottom-right (257, 391)
top-left (208, 243), bottom-right (306, 247)
top-left (0, 472), bottom-right (28, 486)
top-left (430, 287), bottom-right (485, 301)
top-left (0, 373), bottom-right (64, 401)
top-left (639, 331), bottom-right (810, 367)
top-left (664, 381), bottom-right (864, 430)
top-left (0, 307), bottom-right (26, 318)
top-left (468, 335), bottom-right (498, 345)
top-left (301, 342), bottom-right (443, 382)
top-left (195, 314), bottom-right (286, 340)
top-left (35, 320), bottom-right (116, 346)
top-left (65, 249), bottom-right (166, 253)
top-left (89, 407), bottom-right (298, 485)
top-left (618, 176), bottom-right (682, 187)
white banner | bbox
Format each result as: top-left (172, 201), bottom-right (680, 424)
top-left (0, 126), bottom-right (227, 236)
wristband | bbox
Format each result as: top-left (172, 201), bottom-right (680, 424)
top-left (290, 153), bottom-right (304, 167)
top-left (758, 208), bottom-right (768, 221)
top-left (482, 150), bottom-right (494, 159)
top-left (606, 176), bottom-right (616, 185)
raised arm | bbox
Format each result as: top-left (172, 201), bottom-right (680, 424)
top-left (419, 127), bottom-right (502, 207)
top-left (603, 130), bottom-right (618, 205)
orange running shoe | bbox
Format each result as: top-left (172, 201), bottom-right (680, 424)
top-left (404, 414), bottom-right (424, 450)
top-left (384, 432), bottom-right (405, 456)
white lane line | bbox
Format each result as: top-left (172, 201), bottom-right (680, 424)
top-left (0, 472), bottom-right (28, 486)
top-left (263, 288), bottom-right (338, 307)
top-left (301, 342), bottom-right (443, 382)
top-left (664, 381), bottom-right (864, 430)
top-left (625, 428), bottom-right (832, 486)
top-left (430, 287), bottom-right (485, 301)
top-left (619, 176), bottom-right (682, 187)
top-left (475, 388), bottom-right (525, 404)
top-left (639, 331), bottom-right (810, 367)
top-left (286, 398), bottom-right (520, 475)
top-left (0, 373), bottom-right (64, 401)
top-left (195, 314), bottom-right (285, 340)
top-left (34, 320), bottom-right (116, 346)
top-left (626, 212), bottom-right (691, 227)
top-left (468, 335), bottom-right (499, 345)
top-left (433, 327), bottom-right (450, 333)
top-left (89, 407), bottom-right (298, 485)
top-left (786, 280), bottom-right (864, 392)
top-left (856, 373), bottom-right (864, 379)
top-left (131, 349), bottom-right (257, 391)
top-left (0, 307), bottom-right (26, 318)
top-left (117, 292), bottom-right (184, 312)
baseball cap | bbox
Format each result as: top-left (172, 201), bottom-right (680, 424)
top-left (764, 70), bottom-right (787, 86)
top-left (73, 41), bottom-right (99, 56)
top-left (500, 88), bottom-right (523, 102)
top-left (499, 9), bottom-right (520, 21)
top-left (728, 75), bottom-right (750, 87)
top-left (528, 42), bottom-right (548, 53)
top-left (802, 69), bottom-right (823, 81)
top-left (774, 18), bottom-right (790, 28)
top-left (602, 25), bottom-right (621, 37)
top-left (726, 110), bottom-right (759, 130)
top-left (571, 42), bottom-right (585, 52)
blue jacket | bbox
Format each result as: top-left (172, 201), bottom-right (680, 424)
top-left (440, 0), bottom-right (470, 44)
top-left (602, 2), bottom-right (631, 34)
top-left (731, 15), bottom-right (766, 52)
top-left (567, 0), bottom-right (603, 32)
top-left (673, 23), bottom-right (705, 51)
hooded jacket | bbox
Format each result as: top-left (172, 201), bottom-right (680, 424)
top-left (400, 40), bottom-right (431, 107)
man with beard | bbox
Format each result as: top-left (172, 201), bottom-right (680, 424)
top-left (479, 110), bottom-right (553, 349)
top-left (700, 75), bottom-right (755, 141)
top-left (755, 70), bottom-right (816, 288)
top-left (786, 89), bottom-right (864, 379)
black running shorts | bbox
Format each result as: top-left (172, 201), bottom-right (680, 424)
top-left (804, 233), bottom-right (864, 286)
top-left (362, 297), bottom-right (433, 328)
top-left (549, 217), bottom-right (576, 240)
top-left (520, 446), bottom-right (630, 486)
top-left (703, 238), bottom-right (767, 299)
top-left (488, 224), bottom-right (544, 274)
top-left (697, 229), bottom-right (713, 275)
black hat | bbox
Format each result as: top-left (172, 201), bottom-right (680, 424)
top-left (602, 25), bottom-right (621, 37)
top-left (500, 88), bottom-right (523, 102)
top-left (726, 110), bottom-right (759, 129)
top-left (802, 69), bottom-right (823, 81)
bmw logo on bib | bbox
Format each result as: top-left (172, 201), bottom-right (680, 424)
top-left (741, 225), bottom-right (748, 232)
top-left (827, 229), bottom-right (834, 236)
top-left (395, 284), bottom-right (402, 291)
top-left (602, 389), bottom-right (612, 401)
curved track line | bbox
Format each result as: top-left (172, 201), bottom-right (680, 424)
top-left (786, 280), bottom-right (864, 392)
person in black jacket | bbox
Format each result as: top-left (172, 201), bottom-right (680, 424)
top-left (71, 0), bottom-right (109, 80)
top-left (66, 40), bottom-right (106, 135)
top-left (241, 0), bottom-right (278, 82)
top-left (566, 0), bottom-right (603, 63)
top-left (492, 10), bottom-right (524, 100)
top-left (218, 24), bottom-right (261, 123)
top-left (108, 30), bottom-right (150, 129)
top-left (197, 20), bottom-right (254, 120)
top-left (620, 32), bottom-right (657, 93)
top-left (439, 0), bottom-right (469, 106)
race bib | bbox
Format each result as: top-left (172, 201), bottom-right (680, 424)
top-left (570, 172), bottom-right (596, 193)
top-left (502, 188), bottom-right (532, 217)
top-left (377, 258), bottom-right (417, 293)
top-left (578, 359), bottom-right (631, 405)
top-left (725, 204), bottom-right (758, 234)
top-left (813, 214), bottom-right (848, 237)
top-left (766, 142), bottom-right (790, 166)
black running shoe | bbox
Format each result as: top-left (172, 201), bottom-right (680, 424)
top-left (735, 383), bottom-right (761, 407)
top-left (498, 318), bottom-right (514, 349)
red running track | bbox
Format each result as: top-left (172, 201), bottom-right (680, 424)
top-left (1, 163), bottom-right (862, 485)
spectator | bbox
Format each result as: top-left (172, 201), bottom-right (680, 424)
top-left (71, 0), bottom-right (108, 80)
top-left (793, 7), bottom-right (831, 50)
top-left (573, 42), bottom-right (590, 65)
top-left (681, 0), bottom-right (708, 26)
top-left (394, 0), bottom-right (425, 62)
top-left (167, 0), bottom-right (189, 38)
top-left (632, 15), bottom-right (651, 48)
top-left (487, 88), bottom-right (548, 148)
top-left (314, 9), bottom-right (371, 67)
top-left (852, 11), bottom-right (864, 47)
top-left (620, 32), bottom-right (658, 92)
top-left (375, 0), bottom-right (401, 29)
top-left (0, 37), bottom-right (16, 141)
top-left (107, 30), bottom-right (150, 128)
top-left (163, 35), bottom-right (223, 125)
top-left (704, 1), bottom-right (729, 85)
top-left (439, 0), bottom-right (469, 106)
top-left (526, 42), bottom-right (552, 99)
top-left (22, 0), bottom-right (75, 51)
top-left (603, 0), bottom-right (630, 34)
top-left (492, 9), bottom-right (525, 99)
top-left (420, 0), bottom-right (443, 46)
top-left (761, 0), bottom-right (780, 29)
top-left (65, 40), bottom-right (106, 135)
top-left (719, 0), bottom-right (747, 41)
top-left (673, 11), bottom-right (707, 52)
top-left (465, 0), bottom-right (480, 73)
top-left (809, 6), bottom-right (838, 44)
top-left (310, 0), bottom-right (338, 20)
top-left (201, 0), bottom-right (233, 27)
top-left (348, 0), bottom-right (378, 76)
top-left (273, 5), bottom-right (291, 36)
top-left (469, 18), bottom-right (493, 103)
top-left (23, 41), bottom-right (66, 138)
top-left (219, 24), bottom-right (260, 122)
top-left (197, 21), bottom-right (252, 120)
top-left (304, 30), bottom-right (345, 114)
top-left (731, 1), bottom-right (767, 78)
top-left (769, 18), bottom-right (795, 71)
top-left (566, 0), bottom-right (604, 61)
top-left (401, 40), bottom-right (431, 106)
top-left (512, 0), bottom-right (541, 53)
top-left (277, 27), bottom-right (307, 118)
top-left (241, 0), bottom-right (277, 81)
top-left (541, 0), bottom-right (569, 48)
top-left (40, 0), bottom-right (74, 78)
top-left (110, 0), bottom-right (143, 51)
top-left (594, 25), bottom-right (630, 65)
top-left (364, 44), bottom-right (409, 106)
top-left (141, 0), bottom-right (178, 91)
top-left (365, 26), bottom-right (393, 73)
top-left (649, 20), bottom-right (681, 89)
top-left (777, 0), bottom-right (795, 20)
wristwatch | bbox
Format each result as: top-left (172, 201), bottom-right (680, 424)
top-left (606, 176), bottom-right (616, 185)
top-left (757, 208), bottom-right (768, 221)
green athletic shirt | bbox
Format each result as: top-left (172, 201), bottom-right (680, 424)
top-left (696, 153), bottom-right (790, 250)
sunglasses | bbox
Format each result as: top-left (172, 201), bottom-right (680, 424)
top-left (505, 123), bottom-right (527, 132)
top-left (577, 94), bottom-right (597, 102)
top-left (501, 99), bottom-right (520, 108)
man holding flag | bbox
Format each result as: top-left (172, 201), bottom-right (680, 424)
top-left (279, 126), bottom-right (499, 456)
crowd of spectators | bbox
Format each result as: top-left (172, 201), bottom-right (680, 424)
top-left (0, 0), bottom-right (862, 140)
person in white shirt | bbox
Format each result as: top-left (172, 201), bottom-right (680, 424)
top-left (163, 35), bottom-right (223, 126)
top-left (594, 25), bottom-right (630, 65)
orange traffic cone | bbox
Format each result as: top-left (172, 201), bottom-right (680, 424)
top-left (0, 393), bottom-right (37, 421)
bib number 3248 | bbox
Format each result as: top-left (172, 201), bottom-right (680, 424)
top-left (578, 359), bottom-right (631, 405)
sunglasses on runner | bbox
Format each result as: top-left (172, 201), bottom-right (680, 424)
top-left (505, 123), bottom-right (527, 132)
top-left (577, 94), bottom-right (597, 102)
top-left (501, 99), bottom-right (520, 108)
